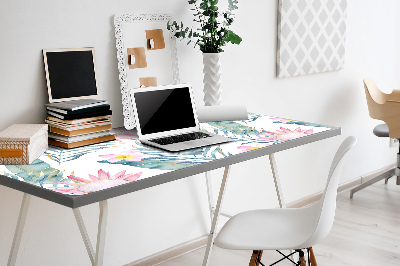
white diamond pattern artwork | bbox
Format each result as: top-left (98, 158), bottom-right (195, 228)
top-left (277, 0), bottom-right (347, 78)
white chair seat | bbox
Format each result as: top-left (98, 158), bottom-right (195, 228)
top-left (215, 203), bottom-right (320, 250)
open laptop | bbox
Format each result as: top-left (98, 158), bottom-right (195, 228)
top-left (130, 84), bottom-right (232, 152)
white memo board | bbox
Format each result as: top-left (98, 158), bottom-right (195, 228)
top-left (114, 14), bottom-right (180, 129)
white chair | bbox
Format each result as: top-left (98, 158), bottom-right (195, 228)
top-left (214, 136), bottom-right (356, 266)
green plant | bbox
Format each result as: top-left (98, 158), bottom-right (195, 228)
top-left (167, 0), bottom-right (242, 53)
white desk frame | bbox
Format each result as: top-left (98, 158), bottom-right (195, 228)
top-left (4, 125), bottom-right (340, 266)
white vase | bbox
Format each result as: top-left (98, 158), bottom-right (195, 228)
top-left (202, 53), bottom-right (222, 106)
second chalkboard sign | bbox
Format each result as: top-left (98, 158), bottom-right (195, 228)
top-left (43, 47), bottom-right (100, 103)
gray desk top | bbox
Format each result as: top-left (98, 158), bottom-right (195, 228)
top-left (0, 114), bottom-right (340, 208)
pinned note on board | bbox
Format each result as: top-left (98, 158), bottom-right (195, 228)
top-left (145, 29), bottom-right (165, 50)
top-left (139, 77), bottom-right (157, 87)
top-left (127, 47), bottom-right (147, 69)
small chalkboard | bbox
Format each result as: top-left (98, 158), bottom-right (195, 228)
top-left (43, 48), bottom-right (99, 103)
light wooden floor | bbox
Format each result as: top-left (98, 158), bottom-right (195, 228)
top-left (160, 178), bottom-right (400, 266)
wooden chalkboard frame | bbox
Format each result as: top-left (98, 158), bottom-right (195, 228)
top-left (43, 47), bottom-right (100, 103)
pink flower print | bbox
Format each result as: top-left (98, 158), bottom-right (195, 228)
top-left (263, 127), bottom-right (314, 141)
top-left (237, 145), bottom-right (265, 152)
top-left (99, 150), bottom-right (145, 163)
top-left (237, 127), bottom-right (313, 152)
top-left (51, 169), bottom-right (143, 194)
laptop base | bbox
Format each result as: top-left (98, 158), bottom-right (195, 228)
top-left (141, 133), bottom-right (232, 152)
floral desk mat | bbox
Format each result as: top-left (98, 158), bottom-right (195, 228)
top-left (0, 114), bottom-right (331, 196)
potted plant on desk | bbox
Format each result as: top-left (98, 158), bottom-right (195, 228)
top-left (167, 0), bottom-right (242, 106)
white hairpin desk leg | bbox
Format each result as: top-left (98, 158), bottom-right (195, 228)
top-left (73, 200), bottom-right (108, 266)
top-left (202, 166), bottom-right (231, 266)
top-left (269, 153), bottom-right (286, 208)
top-left (95, 200), bottom-right (108, 266)
top-left (73, 208), bottom-right (95, 265)
top-left (8, 193), bottom-right (31, 266)
top-left (205, 171), bottom-right (214, 222)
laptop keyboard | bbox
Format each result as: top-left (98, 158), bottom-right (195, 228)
top-left (149, 132), bottom-right (211, 145)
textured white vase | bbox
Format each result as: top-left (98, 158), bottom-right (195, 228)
top-left (202, 53), bottom-right (222, 106)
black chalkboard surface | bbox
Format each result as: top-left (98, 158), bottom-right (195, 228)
top-left (43, 48), bottom-right (99, 102)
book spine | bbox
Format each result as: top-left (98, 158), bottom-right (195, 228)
top-left (49, 130), bottom-right (111, 143)
top-left (47, 110), bottom-right (112, 120)
top-left (46, 105), bottom-right (110, 115)
top-left (49, 124), bottom-right (112, 136)
top-left (46, 115), bottom-right (111, 124)
top-left (71, 101), bottom-right (109, 111)
top-left (44, 100), bottom-right (108, 111)
top-left (48, 135), bottom-right (115, 149)
top-left (47, 111), bottom-right (64, 119)
top-left (45, 120), bottom-right (112, 130)
top-left (47, 107), bottom-right (68, 114)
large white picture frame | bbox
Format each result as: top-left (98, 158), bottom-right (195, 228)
top-left (276, 0), bottom-right (347, 78)
top-left (114, 13), bottom-right (180, 129)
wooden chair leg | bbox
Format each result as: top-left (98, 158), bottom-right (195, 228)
top-left (308, 247), bottom-right (318, 266)
top-left (249, 250), bottom-right (263, 266)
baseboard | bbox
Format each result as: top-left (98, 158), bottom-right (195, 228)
top-left (288, 163), bottom-right (396, 208)
top-left (127, 163), bottom-right (396, 265)
top-left (126, 235), bottom-right (208, 266)
top-left (286, 176), bottom-right (361, 208)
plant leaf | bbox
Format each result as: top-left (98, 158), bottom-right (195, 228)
top-left (226, 30), bottom-right (242, 44)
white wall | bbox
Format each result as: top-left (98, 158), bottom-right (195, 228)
top-left (1, 0), bottom-right (400, 265)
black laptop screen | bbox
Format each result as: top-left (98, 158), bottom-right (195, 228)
top-left (134, 87), bottom-right (196, 135)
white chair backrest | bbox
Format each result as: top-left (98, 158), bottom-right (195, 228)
top-left (302, 136), bottom-right (356, 247)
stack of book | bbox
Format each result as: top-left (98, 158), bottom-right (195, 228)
top-left (45, 99), bottom-right (115, 149)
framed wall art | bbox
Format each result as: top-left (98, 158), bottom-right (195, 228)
top-left (276, 0), bottom-right (347, 78)
top-left (114, 13), bottom-right (180, 129)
